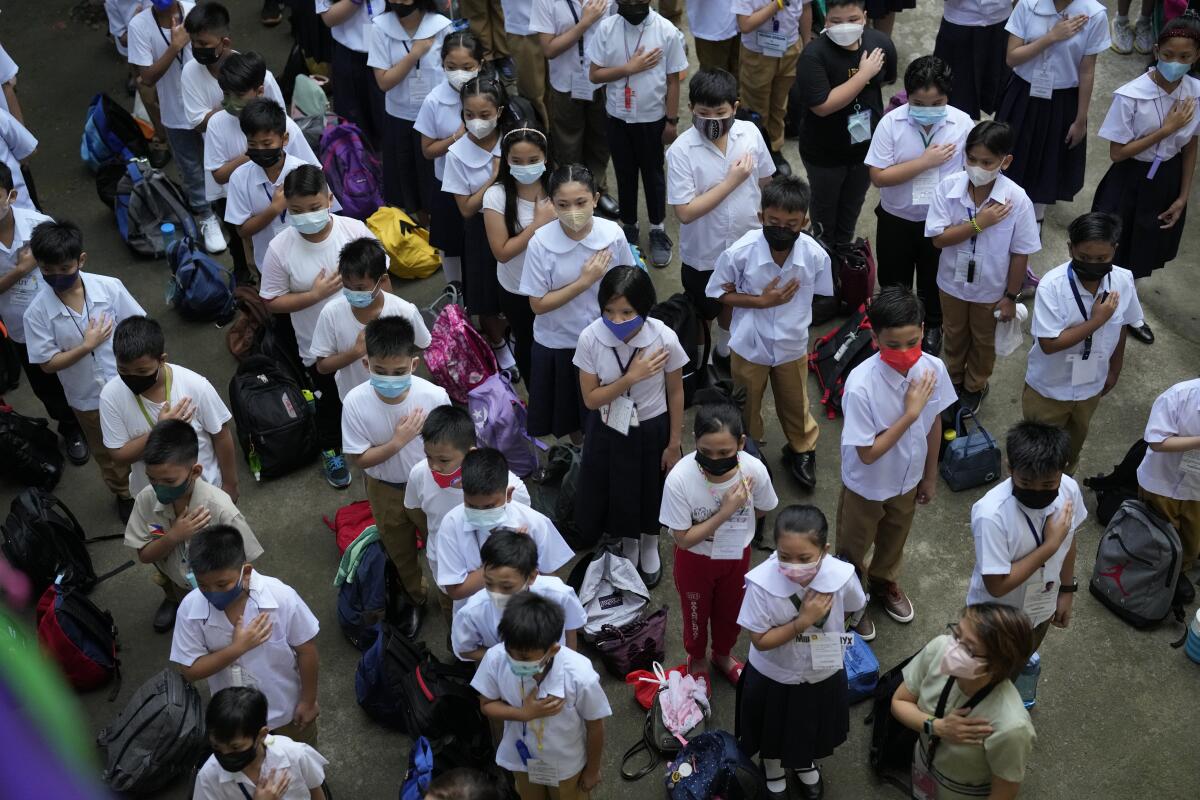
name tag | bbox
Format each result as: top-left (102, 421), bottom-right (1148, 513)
top-left (10, 272), bottom-right (37, 303)
top-left (1029, 67), bottom-right (1054, 100)
top-left (571, 66), bottom-right (595, 101)
top-left (911, 754), bottom-right (939, 800)
top-left (911, 169), bottom-right (939, 205)
top-left (757, 29), bottom-right (788, 57)
top-left (711, 508), bottom-right (752, 560)
top-left (801, 632), bottom-right (853, 670)
top-left (622, 85), bottom-right (637, 118)
top-left (600, 395), bottom-right (638, 434)
top-left (1022, 577), bottom-right (1057, 626)
top-left (1068, 354), bottom-right (1099, 386)
top-left (954, 249), bottom-right (975, 284)
top-left (847, 108), bottom-right (872, 144)
top-left (1180, 450), bottom-right (1200, 476)
top-left (409, 69), bottom-right (431, 104)
top-left (526, 758), bottom-right (559, 787)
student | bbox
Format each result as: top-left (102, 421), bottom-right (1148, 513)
top-left (471, 593), bottom-right (611, 800)
top-left (967, 422), bottom-right (1085, 654)
top-left (0, 107), bottom-right (35, 214)
top-left (460, 0), bottom-right (509, 71)
top-left (125, 420), bottom-right (264, 633)
top-left (708, 175), bottom-right (832, 490)
top-left (794, 0), bottom-right (897, 247)
top-left (998, 0), bottom-right (1110, 225)
top-left (194, 687), bottom-right (329, 800)
top-left (436, 448), bottom-right (574, 611)
top-left (520, 164), bottom-right (635, 440)
top-left (23, 220), bottom-right (146, 521)
top-left (667, 66), bottom-right (774, 360)
top-left (1023, 212), bottom-right (1142, 475)
top-left (170, 525), bottom-right (321, 745)
top-left (311, 236), bottom-right (430, 401)
top-left (316, 0), bottom-right (386, 146)
top-left (452, 530), bottom-right (587, 661)
top-left (1093, 17), bottom-right (1200, 346)
top-left (660, 403), bottom-right (779, 687)
top-left (260, 165), bottom-right (371, 489)
top-left (1138, 378), bottom-right (1200, 573)
top-left (587, 0), bottom-right (689, 267)
top-left (342, 316), bottom-right (451, 636)
top-left (499, 0), bottom-right (549, 127)
top-left (102, 316), bottom-right (237, 502)
top-left (925, 119), bottom-right (1040, 412)
top-left (687, 0), bottom-right (741, 74)
top-left (933, 0), bottom-right (1015, 120)
top-left (1110, 0), bottom-right (1154, 56)
top-left (737, 505), bottom-right (865, 798)
top-left (425, 769), bottom-right (504, 800)
top-left (106, 0), bottom-right (143, 58)
top-left (835, 286), bottom-right (956, 641)
top-left (866, 55), bottom-right (973, 356)
top-left (575, 266), bottom-right (687, 585)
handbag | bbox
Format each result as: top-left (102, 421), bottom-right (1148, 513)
top-left (593, 605), bottom-right (667, 678)
top-left (939, 408), bottom-right (1002, 492)
top-left (620, 668), bottom-right (711, 781)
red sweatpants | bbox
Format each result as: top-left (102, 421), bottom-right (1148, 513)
top-left (673, 545), bottom-right (750, 661)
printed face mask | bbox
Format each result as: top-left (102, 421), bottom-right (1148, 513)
top-left (939, 638), bottom-right (988, 679)
top-left (695, 452), bottom-right (738, 476)
top-left (965, 164), bottom-right (1000, 187)
top-left (602, 315), bottom-right (643, 341)
top-left (245, 147), bottom-right (283, 169)
top-left (692, 114), bottom-right (734, 142)
top-left (120, 368), bottom-right (159, 396)
top-left (879, 344), bottom-right (922, 374)
top-left (557, 207), bottom-right (593, 232)
top-left (824, 23), bottom-right (865, 46)
top-left (370, 372), bottom-right (412, 399)
top-left (289, 208), bottom-right (330, 235)
top-left (466, 117), bottom-right (497, 138)
top-left (446, 69), bottom-right (479, 90)
top-left (222, 96), bottom-right (249, 116)
top-left (907, 105), bottom-right (947, 126)
top-left (509, 162), bottom-right (546, 185)
top-left (430, 465), bottom-right (462, 489)
top-left (464, 504), bottom-right (508, 531)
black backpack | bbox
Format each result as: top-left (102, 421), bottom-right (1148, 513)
top-left (649, 292), bottom-right (711, 408)
top-left (227, 354), bottom-right (318, 481)
top-left (0, 405), bottom-right (64, 490)
top-left (866, 652), bottom-right (919, 784)
top-left (1083, 439), bottom-right (1149, 526)
top-left (0, 320), bottom-right (20, 393)
top-left (807, 305), bottom-right (876, 419)
top-left (1, 488), bottom-right (122, 595)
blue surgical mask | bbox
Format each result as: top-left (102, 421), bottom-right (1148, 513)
top-left (370, 372), bottom-right (411, 399)
top-left (202, 581), bottom-right (245, 611)
top-left (602, 315), bottom-right (643, 342)
top-left (464, 504), bottom-right (507, 531)
top-left (1157, 59), bottom-right (1192, 82)
top-left (908, 104), bottom-right (947, 126)
top-left (290, 208), bottom-right (330, 235)
top-left (507, 653), bottom-right (546, 677)
top-left (343, 279), bottom-right (380, 308)
top-left (509, 162), bottom-right (546, 185)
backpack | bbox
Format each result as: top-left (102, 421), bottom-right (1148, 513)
top-left (665, 730), bottom-right (765, 800)
top-left (36, 578), bottom-right (124, 696)
top-left (227, 354), bottom-right (318, 482)
top-left (621, 683), bottom-right (711, 781)
top-left (649, 293), bottom-right (710, 408)
top-left (290, 73), bottom-right (332, 154)
top-left (96, 668), bottom-right (206, 794)
top-left (939, 409), bottom-right (1002, 492)
top-left (807, 305), bottom-right (876, 419)
top-left (115, 161), bottom-right (200, 258)
top-left (845, 632), bottom-right (880, 704)
top-left (80, 93), bottom-right (150, 171)
top-left (866, 652), bottom-right (919, 780)
top-left (576, 549), bottom-right (650, 640)
top-left (165, 237), bottom-right (236, 323)
top-left (833, 238), bottom-right (877, 314)
top-left (424, 304), bottom-right (498, 404)
top-left (1089, 499), bottom-right (1184, 628)
top-left (0, 405), bottom-right (64, 490)
top-left (324, 499), bottom-right (378, 555)
top-left (337, 540), bottom-right (398, 651)
top-left (226, 286), bottom-right (273, 363)
top-left (1, 488), bottom-right (123, 595)
top-left (319, 119), bottom-right (385, 220)
top-left (506, 93), bottom-right (546, 130)
top-left (0, 320), bottom-right (20, 393)
top-left (400, 735), bottom-right (501, 800)
top-left (1083, 440), bottom-right (1149, 526)
top-left (804, 229), bottom-right (841, 326)
top-left (365, 206), bottom-right (442, 279)
top-left (468, 372), bottom-right (538, 478)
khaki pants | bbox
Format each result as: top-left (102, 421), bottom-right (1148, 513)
top-left (738, 41), bottom-right (801, 152)
top-left (547, 86), bottom-right (610, 193)
top-left (515, 770), bottom-right (589, 800)
top-left (73, 408), bottom-right (131, 499)
top-left (656, 0), bottom-right (684, 27)
top-left (730, 353), bottom-right (819, 453)
top-left (1140, 486), bottom-right (1200, 569)
top-left (509, 33), bottom-right (549, 128)
top-left (272, 717), bottom-right (319, 747)
top-left (939, 290), bottom-right (998, 392)
top-left (365, 475), bottom-right (427, 604)
top-left (835, 484), bottom-right (919, 587)
top-left (460, 0), bottom-right (509, 60)
top-left (1020, 384), bottom-right (1101, 475)
top-left (695, 36), bottom-right (740, 75)
top-left (151, 568), bottom-right (190, 603)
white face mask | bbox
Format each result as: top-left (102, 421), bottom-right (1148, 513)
top-left (824, 22), bottom-right (864, 46)
top-left (965, 164), bottom-right (1000, 187)
top-left (446, 69), bottom-right (479, 91)
top-left (466, 117), bottom-right (497, 138)
top-left (488, 589), bottom-right (515, 612)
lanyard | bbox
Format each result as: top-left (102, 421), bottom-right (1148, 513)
top-left (400, 39), bottom-right (422, 71)
top-left (237, 784), bottom-right (253, 800)
top-left (622, 21), bottom-right (647, 90)
top-left (262, 184), bottom-right (287, 224)
top-left (610, 345), bottom-right (641, 401)
top-left (1066, 266), bottom-right (1108, 361)
top-left (135, 366), bottom-right (172, 427)
top-left (918, 126), bottom-right (936, 148)
top-left (59, 279), bottom-right (103, 376)
top-left (155, 15), bottom-right (185, 66)
top-left (697, 460), bottom-right (745, 511)
top-left (563, 0), bottom-right (586, 60)
top-left (1019, 509), bottom-right (1044, 548)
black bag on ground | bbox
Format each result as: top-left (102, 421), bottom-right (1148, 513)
top-left (1089, 499), bottom-right (1184, 628)
top-left (808, 305), bottom-right (875, 419)
top-left (1, 488), bottom-right (122, 594)
top-left (649, 292), bottom-right (711, 408)
top-left (0, 405), bottom-right (64, 490)
top-left (552, 443), bottom-right (584, 548)
top-left (1083, 440), bottom-right (1149, 526)
top-left (0, 320), bottom-right (19, 392)
top-left (116, 162), bottom-right (199, 258)
top-left (227, 354), bottom-right (318, 481)
top-left (866, 652), bottom-right (919, 778)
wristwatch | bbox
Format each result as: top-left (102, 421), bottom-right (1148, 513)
top-left (923, 717), bottom-right (936, 736)
top-left (1058, 578), bottom-right (1079, 594)
top-left (665, 117), bottom-right (679, 125)
top-left (1004, 291), bottom-right (1020, 303)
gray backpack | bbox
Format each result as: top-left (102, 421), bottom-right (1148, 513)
top-left (577, 549), bottom-right (649, 640)
top-left (116, 161), bottom-right (199, 258)
top-left (1089, 499), bottom-right (1183, 628)
top-left (97, 668), bottom-right (207, 793)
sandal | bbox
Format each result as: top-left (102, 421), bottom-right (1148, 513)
top-left (714, 655), bottom-right (744, 687)
top-left (686, 655), bottom-right (712, 697)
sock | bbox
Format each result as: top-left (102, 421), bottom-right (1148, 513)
top-left (650, 222), bottom-right (665, 231)
top-left (442, 255), bottom-right (463, 284)
top-left (639, 533), bottom-right (661, 573)
top-left (493, 341), bottom-right (516, 369)
top-left (1116, 13), bottom-right (1128, 22)
top-left (1033, 202), bottom-right (1047, 224)
top-left (762, 758), bottom-right (785, 792)
top-left (796, 765), bottom-right (820, 786)
top-left (622, 536), bottom-right (640, 567)
top-left (714, 325), bottom-right (730, 357)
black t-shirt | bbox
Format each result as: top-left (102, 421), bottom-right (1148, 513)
top-left (796, 29), bottom-right (898, 167)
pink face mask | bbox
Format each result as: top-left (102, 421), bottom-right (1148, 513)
top-left (939, 639), bottom-right (988, 679)
top-left (778, 557), bottom-right (821, 585)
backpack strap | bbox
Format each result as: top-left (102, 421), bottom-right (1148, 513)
top-left (620, 704), bottom-right (661, 781)
top-left (47, 493), bottom-right (123, 544)
top-left (926, 678), bottom-right (997, 766)
top-left (95, 559), bottom-right (136, 584)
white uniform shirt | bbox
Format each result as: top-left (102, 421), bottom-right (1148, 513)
top-left (1025, 262), bottom-right (1141, 401)
top-left (1099, 70), bottom-right (1200, 164)
top-left (943, 0), bottom-right (1012, 27)
top-left (482, 184), bottom-right (537, 292)
top-left (413, 81), bottom-right (463, 180)
top-left (106, 0), bottom-right (145, 58)
top-left (194, 735), bottom-right (328, 800)
top-left (224, 154), bottom-right (310, 271)
top-left (573, 316), bottom-right (689, 421)
top-left (22, 273), bottom-right (147, 411)
top-left (202, 110), bottom-right (319, 201)
top-left (1138, 379), bottom-right (1200, 501)
top-left (864, 103), bottom-right (974, 222)
top-left (169, 570), bottom-right (320, 730)
top-left (520, 218), bottom-right (634, 349)
top-left (0, 109), bottom-right (37, 211)
top-left (470, 644), bottom-right (612, 777)
top-left (738, 554), bottom-right (866, 684)
top-left (666, 120), bottom-right (775, 270)
top-left (0, 207), bottom-right (53, 342)
top-left (0, 47), bottom-right (14, 116)
top-left (315, 0), bottom-right (384, 52)
top-left (367, 12), bottom-right (452, 121)
top-left (442, 136), bottom-right (499, 196)
top-left (840, 353), bottom-right (957, 501)
top-left (731, 0), bottom-right (807, 54)
top-left (341, 375), bottom-right (451, 483)
top-left (707, 230), bottom-right (834, 367)
top-left (310, 292), bottom-right (431, 400)
top-left (126, 2), bottom-right (196, 130)
top-left (529, 0), bottom-right (614, 95)
top-left (99, 364), bottom-right (232, 496)
top-left (659, 451), bottom-right (779, 558)
top-left (180, 59), bottom-right (285, 130)
top-left (687, 0), bottom-right (740, 41)
top-left (500, 0), bottom-right (534, 34)
top-left (1005, 0), bottom-right (1109, 89)
top-left (452, 575), bottom-right (587, 660)
top-left (925, 172), bottom-right (1040, 304)
top-left (586, 11), bottom-right (688, 123)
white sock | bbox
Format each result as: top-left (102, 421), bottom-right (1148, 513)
top-left (714, 325), bottom-right (730, 358)
top-left (1033, 202), bottom-right (1047, 223)
top-left (1116, 13), bottom-right (1129, 22)
top-left (639, 533), bottom-right (661, 573)
top-left (493, 341), bottom-right (516, 369)
top-left (650, 222), bottom-right (665, 231)
top-left (442, 254), bottom-right (463, 284)
top-left (796, 765), bottom-right (820, 786)
top-left (622, 536), bottom-right (640, 567)
top-left (762, 758), bottom-right (785, 792)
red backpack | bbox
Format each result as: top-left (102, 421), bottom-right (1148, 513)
top-left (424, 304), bottom-right (498, 404)
top-left (807, 304), bottom-right (877, 419)
top-left (325, 499), bottom-right (378, 555)
top-left (36, 569), bottom-right (130, 698)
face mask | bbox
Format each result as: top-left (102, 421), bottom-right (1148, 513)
top-left (214, 743), bottom-right (258, 773)
top-left (603, 315), bottom-right (643, 341)
top-left (152, 478), bottom-right (192, 505)
top-left (489, 587), bottom-right (523, 612)
top-left (692, 114), bottom-right (734, 143)
top-left (1070, 259), bottom-right (1113, 282)
top-left (1012, 485), bottom-right (1058, 510)
top-left (825, 22), bottom-right (865, 46)
top-left (290, 208), bottom-right (330, 235)
top-left (908, 105), bottom-right (947, 126)
top-left (939, 638), bottom-right (988, 679)
top-left (466, 117), bottom-right (497, 138)
top-left (192, 46), bottom-right (221, 66)
top-left (152, 0), bottom-right (175, 11)
top-left (430, 465), bottom-right (462, 489)
top-left (965, 164), bottom-right (1000, 187)
top-left (44, 270), bottom-right (80, 293)
top-left (1157, 59), bottom-right (1192, 82)
top-left (343, 286), bottom-right (378, 308)
top-left (390, 1), bottom-right (418, 17)
top-left (119, 368), bottom-right (159, 396)
top-left (446, 69), bottom-right (479, 91)
top-left (510, 162), bottom-right (546, 185)
top-left (778, 557), bottom-right (821, 584)
top-left (763, 225), bottom-right (800, 252)
top-left (464, 504), bottom-right (508, 531)
top-left (880, 344), bottom-right (922, 374)
top-left (558, 207), bottom-right (593, 232)
top-left (370, 372), bottom-right (412, 399)
top-left (508, 653), bottom-right (547, 677)
top-left (695, 452), bottom-right (738, 476)
top-left (202, 579), bottom-right (245, 612)
top-left (617, 2), bottom-right (651, 25)
top-left (222, 96), bottom-right (249, 117)
top-left (246, 147), bottom-right (283, 169)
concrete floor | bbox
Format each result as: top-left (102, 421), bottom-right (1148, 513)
top-left (2, 1), bottom-right (1199, 798)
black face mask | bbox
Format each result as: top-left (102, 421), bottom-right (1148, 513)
top-left (245, 147), bottom-right (283, 168)
top-left (1070, 259), bottom-right (1113, 283)
top-left (214, 743), bottom-right (259, 773)
top-left (695, 452), bottom-right (739, 476)
top-left (1012, 486), bottom-right (1058, 510)
top-left (120, 368), bottom-right (159, 397)
top-left (618, 2), bottom-right (651, 25)
top-left (763, 225), bottom-right (800, 252)
top-left (389, 1), bottom-right (418, 16)
top-left (191, 46), bottom-right (221, 66)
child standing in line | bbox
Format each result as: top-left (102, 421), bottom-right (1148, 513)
top-left (316, 0), bottom-right (386, 146)
top-left (1138, 378), bottom-right (1200, 574)
top-left (688, 0), bottom-right (741, 74)
top-left (933, 0), bottom-right (1014, 120)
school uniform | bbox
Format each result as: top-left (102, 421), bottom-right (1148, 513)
top-left (925, 172), bottom-right (1040, 392)
top-left (442, 136), bottom-right (501, 315)
top-left (501, 0), bottom-right (549, 126)
top-left (1093, 69), bottom-right (1200, 278)
top-left (519, 217), bottom-right (634, 437)
top-left (1138, 379), bottom-right (1200, 567)
top-left (836, 353), bottom-right (956, 589)
top-left (179, 58), bottom-right (285, 130)
top-left (0, 109), bottom-right (37, 212)
top-left (194, 735), bottom-right (328, 800)
top-left (688, 0), bottom-right (741, 75)
top-left (586, 10), bottom-right (688, 228)
top-left (572, 317), bottom-right (689, 543)
top-left (482, 183), bottom-right (538, 378)
top-left (933, 0), bottom-right (1013, 119)
top-left (732, 0), bottom-right (807, 153)
top-left (105, 0), bottom-right (141, 58)
top-left (666, 119), bottom-right (775, 320)
top-left (736, 554), bottom-right (865, 767)
top-left (460, 0), bottom-right (509, 62)
top-left (309, 292), bottom-right (430, 401)
top-left (1023, 262), bottom-right (1141, 473)
top-left (707, 230), bottom-right (833, 454)
top-left (451, 575), bottom-right (587, 660)
top-left (864, 103), bottom-right (973, 328)
top-left (997, 0), bottom-right (1109, 205)
top-left (315, 0), bottom-right (386, 146)
top-left (660, 451), bottom-right (779, 661)
top-left (225, 154), bottom-right (316, 272)
top-left (414, 81), bottom-right (466, 256)
top-left (0, 46), bottom-right (15, 119)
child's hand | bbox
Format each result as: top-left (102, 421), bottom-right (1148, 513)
top-left (171, 506), bottom-right (212, 540)
top-left (626, 346), bottom-right (668, 382)
top-left (662, 119), bottom-right (679, 146)
top-left (757, 276), bottom-right (800, 308)
top-left (252, 769), bottom-right (291, 800)
top-left (1047, 14), bottom-right (1088, 42)
top-left (160, 396), bottom-right (196, 423)
top-left (796, 591), bottom-right (833, 630)
top-left (581, 0), bottom-right (607, 25)
top-left (410, 37), bottom-right (435, 59)
top-left (533, 197), bottom-right (557, 228)
top-left (921, 142), bottom-right (956, 168)
top-left (269, 184), bottom-right (287, 213)
top-left (579, 764), bottom-right (603, 792)
top-left (392, 409), bottom-right (428, 447)
top-left (1043, 497), bottom-right (1073, 549)
top-left (169, 22), bottom-right (189, 52)
top-left (625, 46), bottom-right (663, 75)
top-left (1164, 98), bottom-right (1196, 133)
top-left (661, 442), bottom-right (682, 473)
top-left (726, 153), bottom-right (755, 184)
top-left (720, 477), bottom-right (751, 513)
top-left (916, 475), bottom-right (936, 505)
top-left (902, 369), bottom-right (936, 419)
top-left (292, 698), bottom-right (320, 729)
top-left (1158, 198), bottom-right (1187, 229)
top-left (579, 248), bottom-right (613, 286)
top-left (976, 199), bottom-right (1012, 229)
top-left (520, 686), bottom-right (565, 721)
top-left (312, 268), bottom-right (343, 299)
top-left (232, 612), bottom-right (273, 654)
top-left (82, 314), bottom-right (115, 351)
top-left (353, 328), bottom-right (367, 358)
top-left (858, 47), bottom-right (886, 80)
top-left (14, 245), bottom-right (35, 274)
top-left (1090, 289), bottom-right (1120, 324)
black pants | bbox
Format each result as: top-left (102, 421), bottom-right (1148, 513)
top-left (874, 205), bottom-right (943, 327)
top-left (213, 198), bottom-right (251, 283)
top-left (331, 40), bottom-right (385, 148)
top-left (498, 286), bottom-right (534, 381)
top-left (305, 363), bottom-right (343, 453)
top-left (12, 340), bottom-right (77, 432)
top-left (605, 116), bottom-right (667, 227)
top-left (802, 159), bottom-right (870, 246)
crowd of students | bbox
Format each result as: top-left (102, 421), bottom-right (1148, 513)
top-left (2, 0), bottom-right (1200, 798)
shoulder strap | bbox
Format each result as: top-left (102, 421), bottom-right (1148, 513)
top-left (927, 678), bottom-right (997, 766)
top-left (620, 704), bottom-right (661, 781)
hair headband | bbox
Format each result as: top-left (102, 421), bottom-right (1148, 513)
top-left (502, 127), bottom-right (547, 143)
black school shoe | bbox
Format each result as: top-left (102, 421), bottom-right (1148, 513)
top-left (397, 601), bottom-right (426, 640)
top-left (783, 446), bottom-right (816, 490)
top-left (153, 598), bottom-right (179, 633)
top-left (959, 383), bottom-right (989, 413)
top-left (597, 193), bottom-right (621, 220)
top-left (1127, 322), bottom-right (1154, 344)
top-left (648, 229), bottom-right (673, 268)
top-left (770, 151), bottom-right (792, 176)
top-left (62, 426), bottom-right (90, 465)
top-left (794, 769), bottom-right (824, 800)
top-left (922, 326), bottom-right (943, 357)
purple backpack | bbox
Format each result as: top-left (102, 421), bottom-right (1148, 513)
top-left (468, 372), bottom-right (538, 477)
top-left (319, 119), bottom-right (384, 220)
top-left (424, 304), bottom-right (497, 404)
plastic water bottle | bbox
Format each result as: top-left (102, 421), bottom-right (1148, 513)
top-left (939, 427), bottom-right (957, 461)
top-left (160, 222), bottom-right (177, 255)
top-left (1015, 651), bottom-right (1040, 708)
top-left (1186, 609), bottom-right (1200, 665)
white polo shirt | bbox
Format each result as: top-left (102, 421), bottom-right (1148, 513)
top-left (864, 103), bottom-right (973, 223)
top-left (529, 0), bottom-right (614, 95)
top-left (687, 0), bottom-right (739, 42)
top-left (452, 575), bottom-right (587, 660)
top-left (707, 230), bottom-right (834, 367)
top-left (925, 172), bottom-right (1040, 304)
top-left (202, 110), bottom-right (319, 201)
top-left (659, 451), bottom-right (779, 558)
top-left (1025, 262), bottom-right (1141, 402)
top-left (195, 735), bottom-right (327, 800)
top-left (22, 272), bottom-right (147, 412)
top-left (667, 120), bottom-right (775, 270)
top-left (169, 570), bottom-right (320, 730)
top-left (126, 2), bottom-right (196, 130)
top-left (500, 0), bottom-right (534, 34)
top-left (224, 154), bottom-right (309, 271)
top-left (739, 554), bottom-right (866, 684)
top-left (1099, 70), bottom-right (1200, 164)
top-left (106, 0), bottom-right (142, 58)
top-left (731, 0), bottom-right (807, 54)
top-left (99, 363), bottom-right (232, 496)
top-left (943, 0), bottom-right (1013, 27)
top-left (840, 353), bottom-right (957, 501)
top-left (520, 217), bottom-right (634, 349)
top-left (180, 59), bottom-right (285, 130)
top-left (586, 11), bottom-right (688, 123)
top-left (310, 292), bottom-right (431, 400)
top-left (482, 184), bottom-right (537, 293)
top-left (442, 136), bottom-right (499, 197)
top-left (1006, 0), bottom-right (1109, 89)
top-left (573, 316), bottom-right (688, 421)
top-left (367, 12), bottom-right (451, 121)
top-left (0, 109), bottom-right (37, 211)
top-left (0, 207), bottom-right (53, 342)
top-left (315, 0), bottom-right (383, 52)
top-left (966, 477), bottom-right (1087, 625)
top-left (341, 375), bottom-right (451, 483)
top-left (1138, 379), bottom-right (1200, 501)
top-left (413, 80), bottom-right (463, 181)
top-left (470, 643), bottom-right (612, 777)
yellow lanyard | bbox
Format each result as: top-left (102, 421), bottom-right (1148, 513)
top-left (135, 366), bottom-right (172, 428)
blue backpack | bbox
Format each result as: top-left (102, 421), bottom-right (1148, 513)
top-left (166, 237), bottom-right (235, 323)
top-left (399, 737), bottom-right (434, 800)
top-left (665, 731), bottom-right (765, 800)
top-left (80, 93), bottom-right (149, 171)
top-left (337, 540), bottom-right (392, 651)
top-left (845, 632), bottom-right (881, 703)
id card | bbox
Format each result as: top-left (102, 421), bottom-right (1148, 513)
top-left (571, 67), bottom-right (595, 101)
top-left (954, 249), bottom-right (975, 283)
top-left (526, 759), bottom-right (559, 787)
top-left (1029, 68), bottom-right (1054, 100)
top-left (1022, 578), bottom-right (1057, 625)
top-left (911, 754), bottom-right (939, 800)
top-left (911, 169), bottom-right (939, 205)
top-left (711, 508), bottom-right (752, 559)
top-left (623, 85), bottom-right (637, 118)
top-left (802, 632), bottom-right (853, 670)
top-left (1068, 354), bottom-right (1099, 386)
top-left (1180, 450), bottom-right (1200, 476)
top-left (409, 70), bottom-right (431, 104)
top-left (757, 29), bottom-right (788, 57)
top-left (601, 395), bottom-right (638, 435)
top-left (847, 108), bottom-right (872, 144)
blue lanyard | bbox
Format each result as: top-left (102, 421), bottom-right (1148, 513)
top-left (1019, 510), bottom-right (1044, 548)
top-left (1066, 267), bottom-right (1108, 361)
top-left (263, 185), bottom-right (287, 224)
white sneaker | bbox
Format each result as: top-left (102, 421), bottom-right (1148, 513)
top-left (1134, 16), bottom-right (1154, 54)
top-left (199, 214), bottom-right (227, 254)
top-left (1111, 16), bottom-right (1134, 54)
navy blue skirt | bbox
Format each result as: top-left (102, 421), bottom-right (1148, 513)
top-left (428, 186), bottom-right (464, 257)
top-left (462, 212), bottom-right (502, 316)
top-left (996, 75), bottom-right (1086, 204)
top-left (934, 18), bottom-right (1011, 119)
top-left (575, 410), bottom-right (670, 545)
top-left (1092, 153), bottom-right (1186, 279)
top-left (527, 342), bottom-right (586, 438)
top-left (736, 661), bottom-right (850, 767)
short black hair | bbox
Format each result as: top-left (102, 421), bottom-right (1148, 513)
top-left (239, 97), bottom-right (286, 138)
top-left (30, 220), bottom-right (84, 266)
top-left (143, 419), bottom-right (200, 467)
top-left (689, 67), bottom-right (738, 108)
top-left (1006, 421), bottom-right (1069, 477)
top-left (283, 164), bottom-right (329, 199)
top-left (868, 285), bottom-right (925, 331)
top-left (425, 769), bottom-right (504, 800)
top-left (498, 592), bottom-right (563, 652)
top-left (965, 119), bottom-right (1014, 158)
top-left (113, 316), bottom-right (165, 364)
top-left (761, 174), bottom-right (811, 214)
top-left (365, 315), bottom-right (418, 359)
top-left (206, 687), bottom-right (267, 744)
top-left (189, 525), bottom-right (247, 575)
top-left (184, 1), bottom-right (231, 36)
top-left (904, 55), bottom-right (953, 96)
top-left (218, 51), bottom-right (267, 95)
top-left (481, 529), bottom-right (538, 576)
top-left (693, 403), bottom-right (744, 441)
top-left (338, 236), bottom-right (388, 281)
top-left (1067, 211), bottom-right (1122, 247)
top-left (461, 447), bottom-right (509, 497)
top-left (421, 405), bottom-right (476, 452)
top-left (549, 163), bottom-right (596, 198)
top-left (0, 161), bottom-right (13, 193)
top-left (826, 0), bottom-right (867, 9)
top-left (774, 504), bottom-right (829, 547)
top-left (598, 266), bottom-right (657, 318)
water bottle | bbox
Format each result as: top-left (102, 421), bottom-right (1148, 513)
top-left (939, 427), bottom-right (957, 461)
top-left (1015, 651), bottom-right (1040, 709)
top-left (1186, 608), bottom-right (1200, 665)
top-left (160, 222), bottom-right (177, 256)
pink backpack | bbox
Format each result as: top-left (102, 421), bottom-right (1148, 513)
top-left (424, 304), bottom-right (497, 404)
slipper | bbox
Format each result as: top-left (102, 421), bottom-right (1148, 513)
top-left (686, 655), bottom-right (712, 698)
top-left (716, 656), bottom-right (744, 687)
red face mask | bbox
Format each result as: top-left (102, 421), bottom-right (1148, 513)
top-left (879, 344), bottom-right (922, 373)
top-left (430, 466), bottom-right (462, 489)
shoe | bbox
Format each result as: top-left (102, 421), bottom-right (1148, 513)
top-left (784, 446), bottom-right (816, 490)
top-left (597, 193), bottom-right (621, 220)
top-left (648, 228), bottom-right (673, 268)
top-left (794, 770), bottom-right (824, 800)
top-left (149, 144), bottom-right (172, 169)
top-left (1127, 322), bottom-right (1154, 344)
top-left (501, 365), bottom-right (522, 384)
top-left (152, 598), bottom-right (179, 633)
top-left (766, 778), bottom-right (789, 800)
top-left (715, 655), bottom-right (745, 687)
top-left (622, 223), bottom-right (639, 245)
top-left (922, 326), bottom-right (943, 357)
top-left (260, 0), bottom-right (283, 26)
top-left (1111, 16), bottom-right (1134, 54)
top-left (397, 601), bottom-right (426, 640)
top-left (638, 564), bottom-right (662, 589)
top-left (960, 383), bottom-right (989, 413)
top-left (62, 427), bottom-right (90, 465)
top-left (199, 214), bottom-right (227, 254)
top-left (853, 611), bottom-right (876, 642)
top-left (494, 56), bottom-right (516, 81)
top-left (1134, 15), bottom-right (1154, 54)
top-left (117, 496), bottom-right (135, 524)
top-left (881, 582), bottom-right (915, 623)
top-left (770, 150), bottom-right (792, 176)
top-left (321, 450), bottom-right (352, 489)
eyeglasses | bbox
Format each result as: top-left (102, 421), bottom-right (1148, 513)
top-left (945, 623), bottom-right (988, 660)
